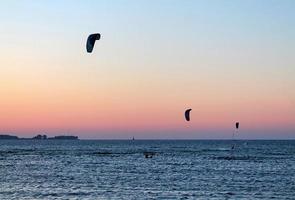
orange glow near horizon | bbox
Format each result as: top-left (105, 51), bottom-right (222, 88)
top-left (0, 1), bottom-right (294, 138)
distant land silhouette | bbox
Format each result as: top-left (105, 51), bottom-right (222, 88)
top-left (0, 134), bottom-right (78, 140)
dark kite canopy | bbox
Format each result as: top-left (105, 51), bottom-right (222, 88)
top-left (185, 109), bottom-right (192, 121)
top-left (86, 33), bottom-right (101, 53)
top-left (235, 122), bottom-right (239, 129)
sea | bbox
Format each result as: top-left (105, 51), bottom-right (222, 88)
top-left (0, 140), bottom-right (294, 200)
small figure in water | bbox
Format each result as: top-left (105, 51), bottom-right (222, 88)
top-left (231, 144), bottom-right (235, 150)
top-left (143, 152), bottom-right (155, 158)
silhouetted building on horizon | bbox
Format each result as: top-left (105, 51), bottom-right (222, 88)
top-left (33, 134), bottom-right (47, 140)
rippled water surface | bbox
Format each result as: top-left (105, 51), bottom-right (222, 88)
top-left (0, 140), bottom-right (294, 199)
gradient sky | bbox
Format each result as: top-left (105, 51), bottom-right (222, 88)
top-left (0, 0), bottom-right (294, 139)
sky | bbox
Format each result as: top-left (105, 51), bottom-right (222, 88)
top-left (0, 0), bottom-right (294, 139)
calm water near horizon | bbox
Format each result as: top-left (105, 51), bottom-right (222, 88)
top-left (0, 140), bottom-right (294, 199)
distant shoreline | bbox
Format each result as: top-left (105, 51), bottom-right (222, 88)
top-left (0, 135), bottom-right (293, 141)
top-left (0, 134), bottom-right (79, 140)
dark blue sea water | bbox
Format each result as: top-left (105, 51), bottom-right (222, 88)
top-left (0, 140), bottom-right (294, 199)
